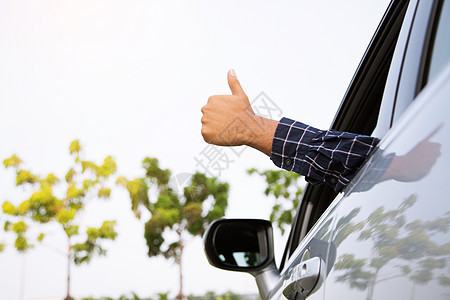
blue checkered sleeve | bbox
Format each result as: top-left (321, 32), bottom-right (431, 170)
top-left (270, 117), bottom-right (380, 193)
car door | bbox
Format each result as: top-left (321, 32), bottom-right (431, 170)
top-left (323, 68), bottom-right (450, 300)
top-left (323, 0), bottom-right (450, 299)
top-left (273, 0), bottom-right (450, 299)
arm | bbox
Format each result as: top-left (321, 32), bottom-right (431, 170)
top-left (201, 70), bottom-right (379, 193)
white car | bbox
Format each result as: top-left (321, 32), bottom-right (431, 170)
top-left (204, 0), bottom-right (450, 299)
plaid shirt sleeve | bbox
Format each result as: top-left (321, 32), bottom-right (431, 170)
top-left (270, 117), bottom-right (380, 193)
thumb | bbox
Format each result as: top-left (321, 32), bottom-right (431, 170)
top-left (227, 69), bottom-right (245, 96)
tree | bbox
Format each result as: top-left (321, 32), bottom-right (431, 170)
top-left (332, 195), bottom-right (450, 300)
top-left (187, 290), bottom-right (257, 300)
top-left (117, 157), bottom-right (229, 300)
top-left (1, 140), bottom-right (118, 300)
top-left (247, 168), bottom-right (303, 234)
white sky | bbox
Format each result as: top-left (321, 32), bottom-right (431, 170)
top-left (0, 0), bottom-right (390, 299)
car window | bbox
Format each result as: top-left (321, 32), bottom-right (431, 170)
top-left (330, 0), bottom-right (409, 138)
top-left (422, 0), bottom-right (450, 87)
top-left (393, 0), bottom-right (449, 124)
top-left (279, 0), bottom-right (410, 272)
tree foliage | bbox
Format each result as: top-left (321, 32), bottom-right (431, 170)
top-left (1, 140), bottom-right (118, 299)
top-left (332, 194), bottom-right (450, 299)
top-left (118, 157), bottom-right (229, 300)
top-left (247, 168), bottom-right (303, 234)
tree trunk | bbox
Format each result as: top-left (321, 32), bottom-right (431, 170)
top-left (64, 243), bottom-right (73, 300)
top-left (366, 269), bottom-right (379, 300)
top-left (19, 254), bottom-right (26, 300)
top-left (411, 281), bottom-right (416, 300)
top-left (175, 231), bottom-right (186, 300)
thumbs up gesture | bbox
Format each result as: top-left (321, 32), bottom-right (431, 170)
top-left (201, 69), bottom-right (255, 146)
top-left (201, 70), bottom-right (277, 156)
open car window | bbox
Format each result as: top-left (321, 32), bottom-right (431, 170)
top-left (281, 0), bottom-right (450, 273)
top-left (422, 0), bottom-right (450, 88)
top-left (278, 0), bottom-right (410, 272)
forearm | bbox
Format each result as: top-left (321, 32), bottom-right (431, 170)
top-left (245, 116), bottom-right (278, 157)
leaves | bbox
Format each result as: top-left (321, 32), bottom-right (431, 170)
top-left (438, 275), bottom-right (450, 286)
top-left (37, 233), bottom-right (45, 242)
top-left (333, 194), bottom-right (450, 295)
top-left (87, 221), bottom-right (117, 240)
top-left (143, 157), bottom-right (171, 188)
top-left (57, 208), bottom-right (77, 224)
top-left (43, 173), bottom-right (59, 187)
top-left (1, 140), bottom-right (119, 300)
top-left (67, 184), bottom-right (85, 201)
top-left (155, 193), bottom-right (178, 210)
top-left (118, 156), bottom-right (230, 297)
top-left (64, 225), bottom-right (79, 238)
top-left (69, 140), bottom-right (81, 155)
top-left (28, 187), bottom-right (61, 223)
top-left (65, 168), bottom-right (76, 183)
top-left (16, 170), bottom-right (39, 185)
top-left (72, 221), bottom-right (117, 265)
top-left (205, 204), bottom-right (225, 224)
top-left (3, 154), bottom-right (22, 168)
top-left (100, 156), bottom-right (117, 178)
top-left (334, 254), bottom-right (371, 290)
top-left (117, 177), bottom-right (150, 217)
top-left (1, 139), bottom-right (118, 263)
top-left (14, 235), bottom-right (33, 252)
top-left (98, 187), bottom-right (111, 199)
top-left (4, 221), bottom-right (12, 231)
top-left (144, 219), bottom-right (165, 257)
top-left (12, 220), bottom-right (28, 234)
top-left (2, 201), bottom-right (18, 216)
top-left (247, 168), bottom-right (303, 234)
top-left (11, 221), bottom-right (32, 252)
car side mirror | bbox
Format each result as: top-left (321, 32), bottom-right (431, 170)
top-left (204, 219), bottom-right (280, 299)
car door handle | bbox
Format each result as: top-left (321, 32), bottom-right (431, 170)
top-left (282, 256), bottom-right (326, 300)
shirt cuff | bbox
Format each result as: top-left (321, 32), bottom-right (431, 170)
top-left (270, 117), bottom-right (319, 172)
top-left (270, 117), bottom-right (380, 193)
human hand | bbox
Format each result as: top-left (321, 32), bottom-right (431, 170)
top-left (201, 70), bottom-right (278, 156)
top-left (201, 69), bottom-right (257, 146)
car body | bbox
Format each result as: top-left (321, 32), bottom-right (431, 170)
top-left (204, 0), bottom-right (450, 299)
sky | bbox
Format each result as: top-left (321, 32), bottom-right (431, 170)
top-left (0, 0), bottom-right (390, 299)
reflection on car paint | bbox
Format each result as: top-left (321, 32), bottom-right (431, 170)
top-left (333, 194), bottom-right (450, 300)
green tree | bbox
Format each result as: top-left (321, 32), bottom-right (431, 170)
top-left (247, 169), bottom-right (303, 234)
top-left (157, 292), bottom-right (169, 300)
top-left (1, 140), bottom-right (118, 300)
top-left (187, 290), bottom-right (253, 300)
top-left (117, 157), bottom-right (229, 300)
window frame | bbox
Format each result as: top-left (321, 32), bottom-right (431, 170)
top-left (420, 0), bottom-right (449, 89)
top-left (278, 0), bottom-right (413, 272)
top-left (281, 0), bottom-right (449, 272)
top-left (391, 0), bottom-right (440, 124)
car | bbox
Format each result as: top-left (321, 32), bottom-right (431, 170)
top-left (203, 0), bottom-right (450, 299)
